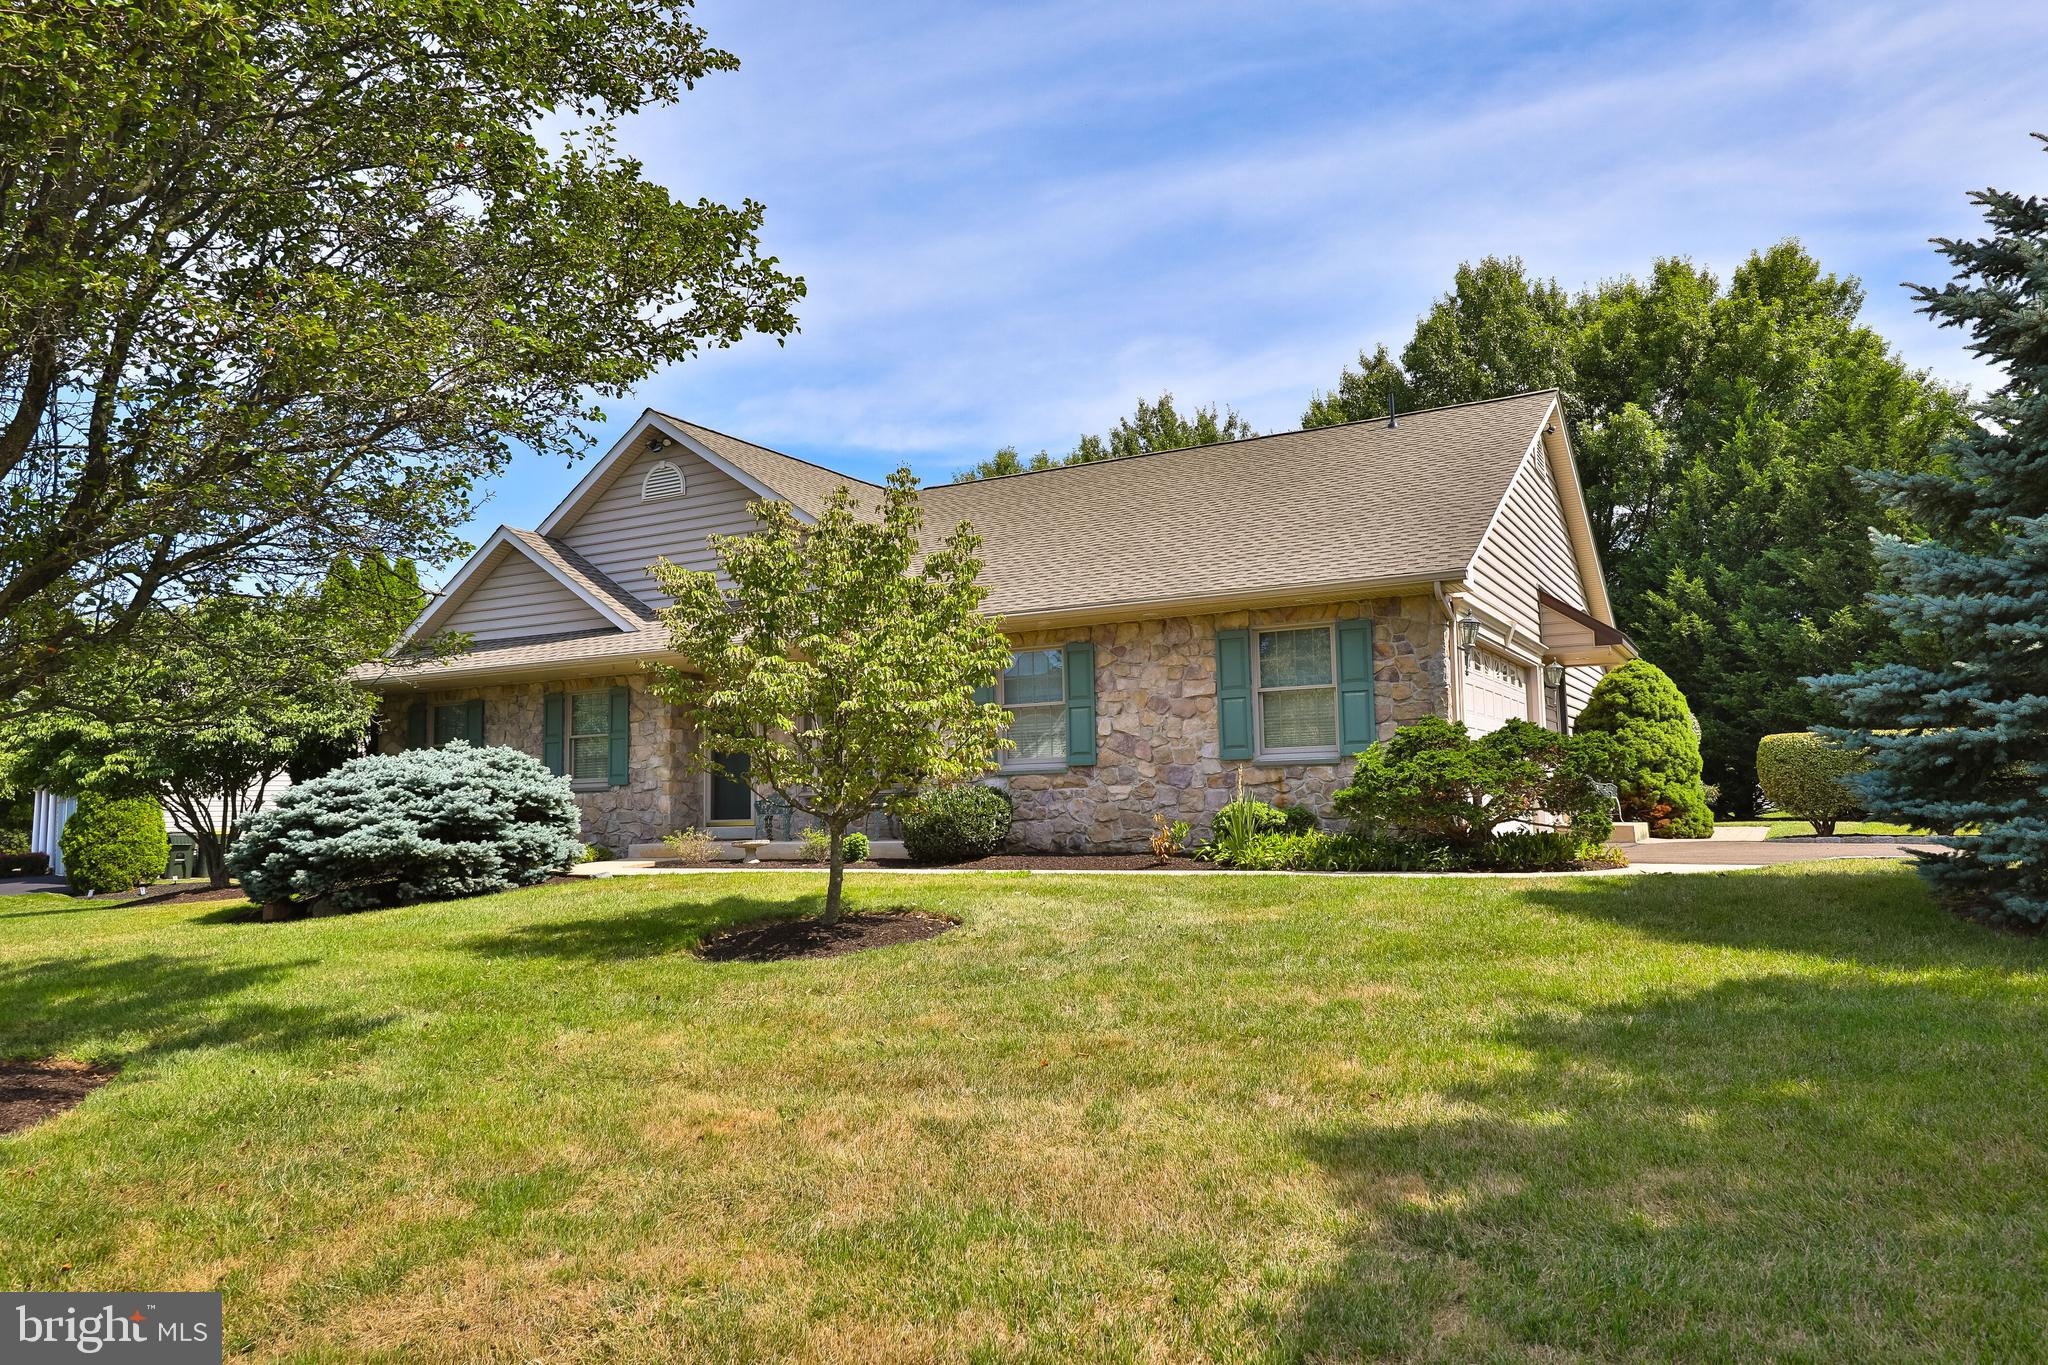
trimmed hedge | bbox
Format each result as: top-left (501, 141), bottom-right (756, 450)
top-left (60, 792), bottom-right (170, 894)
top-left (900, 784), bottom-right (1013, 864)
top-left (1756, 732), bottom-right (1871, 836)
top-left (228, 742), bottom-right (582, 913)
top-left (1574, 660), bottom-right (1714, 838)
top-left (1198, 828), bottom-right (1623, 873)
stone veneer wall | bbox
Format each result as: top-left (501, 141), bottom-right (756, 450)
top-left (375, 673), bottom-right (699, 853)
top-left (1000, 595), bottom-right (1449, 853)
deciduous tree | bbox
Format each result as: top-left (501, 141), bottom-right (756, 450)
top-left (0, 0), bottom-right (803, 704)
top-left (650, 472), bottom-right (1014, 922)
top-left (954, 392), bottom-right (1253, 481)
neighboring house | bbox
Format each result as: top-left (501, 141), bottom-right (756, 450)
top-left (360, 389), bottom-right (1634, 854)
top-left (27, 778), bottom-right (289, 880)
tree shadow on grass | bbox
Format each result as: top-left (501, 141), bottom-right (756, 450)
top-left (463, 891), bottom-right (826, 963)
top-left (0, 953), bottom-right (397, 1068)
top-left (1270, 968), bottom-right (2048, 1362)
top-left (1521, 864), bottom-right (2035, 970)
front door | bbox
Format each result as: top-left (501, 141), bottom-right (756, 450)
top-left (709, 752), bottom-right (753, 827)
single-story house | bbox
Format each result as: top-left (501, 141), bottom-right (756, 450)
top-left (359, 388), bottom-right (1635, 854)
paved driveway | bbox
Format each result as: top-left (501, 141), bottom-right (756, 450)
top-left (1625, 838), bottom-right (1940, 866)
top-left (0, 874), bottom-right (70, 896)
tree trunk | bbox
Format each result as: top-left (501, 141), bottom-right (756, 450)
top-left (194, 827), bottom-right (233, 889)
top-left (821, 819), bottom-right (847, 925)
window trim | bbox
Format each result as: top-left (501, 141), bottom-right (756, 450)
top-left (1254, 625), bottom-right (1340, 762)
top-left (704, 752), bottom-right (756, 830)
top-left (566, 689), bottom-right (612, 790)
top-left (998, 647), bottom-right (1069, 773)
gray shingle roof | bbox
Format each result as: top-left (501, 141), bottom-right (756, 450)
top-left (371, 390), bottom-right (1558, 684)
top-left (916, 390), bottom-right (1557, 616)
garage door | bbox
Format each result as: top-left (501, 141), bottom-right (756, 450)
top-left (1464, 648), bottom-right (1530, 736)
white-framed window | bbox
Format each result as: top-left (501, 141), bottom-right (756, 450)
top-left (568, 690), bottom-right (612, 788)
top-left (1255, 626), bottom-right (1338, 759)
top-left (998, 648), bottom-right (1067, 770)
top-left (641, 459), bottom-right (685, 501)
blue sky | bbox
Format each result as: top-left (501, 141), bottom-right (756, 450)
top-left (465, 0), bottom-right (2048, 562)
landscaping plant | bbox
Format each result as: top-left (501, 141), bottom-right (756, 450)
top-left (1334, 716), bottom-right (1614, 845)
top-left (801, 827), bottom-right (870, 864)
top-left (651, 471), bottom-right (1013, 919)
top-left (58, 791), bottom-right (169, 895)
top-left (1572, 660), bottom-right (1714, 836)
top-left (228, 743), bottom-right (581, 917)
top-left (1755, 732), bottom-right (1871, 836)
top-left (660, 828), bottom-right (722, 865)
top-left (900, 785), bottom-right (1013, 865)
top-left (1811, 141), bottom-right (2048, 924)
top-left (1149, 815), bottom-right (1192, 862)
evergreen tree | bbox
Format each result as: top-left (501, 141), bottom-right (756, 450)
top-left (1811, 140), bottom-right (2048, 925)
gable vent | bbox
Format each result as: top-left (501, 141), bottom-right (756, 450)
top-left (641, 460), bottom-right (685, 501)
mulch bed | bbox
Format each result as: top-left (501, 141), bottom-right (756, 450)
top-left (697, 910), bottom-right (957, 963)
top-left (0, 1059), bottom-right (113, 1136)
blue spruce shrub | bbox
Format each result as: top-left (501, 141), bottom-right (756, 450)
top-left (228, 742), bottom-right (583, 913)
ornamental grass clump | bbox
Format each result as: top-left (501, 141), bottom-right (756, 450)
top-left (228, 743), bottom-right (581, 917)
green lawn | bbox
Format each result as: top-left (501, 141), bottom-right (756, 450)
top-left (1721, 812), bottom-right (1926, 838)
top-left (4, 867), bottom-right (2045, 1362)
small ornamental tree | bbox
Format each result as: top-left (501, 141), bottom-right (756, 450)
top-left (1334, 716), bottom-right (1612, 846)
top-left (1756, 732), bottom-right (1871, 836)
top-left (1, 594), bottom-right (378, 886)
top-left (650, 470), bottom-right (1014, 923)
top-left (1811, 141), bottom-right (2048, 924)
top-left (1574, 660), bottom-right (1714, 837)
top-left (59, 791), bottom-right (169, 894)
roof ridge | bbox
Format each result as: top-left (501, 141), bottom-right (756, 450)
top-left (926, 388), bottom-right (1561, 490)
top-left (655, 411), bottom-right (888, 492)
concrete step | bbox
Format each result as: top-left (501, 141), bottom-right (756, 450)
top-left (1605, 822), bottom-right (1650, 846)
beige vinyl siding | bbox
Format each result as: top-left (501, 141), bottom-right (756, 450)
top-left (1466, 443), bottom-right (1603, 729)
top-left (441, 550), bottom-right (613, 641)
top-left (555, 446), bottom-right (760, 609)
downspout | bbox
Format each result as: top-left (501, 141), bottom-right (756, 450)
top-left (1433, 581), bottom-right (1462, 724)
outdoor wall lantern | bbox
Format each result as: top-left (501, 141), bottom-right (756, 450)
top-left (1544, 659), bottom-right (1566, 690)
top-left (1456, 609), bottom-right (1481, 662)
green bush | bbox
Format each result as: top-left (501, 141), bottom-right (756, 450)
top-left (60, 792), bottom-right (170, 893)
top-left (0, 827), bottom-right (28, 857)
top-left (1334, 716), bottom-right (1613, 845)
top-left (228, 742), bottom-right (582, 913)
top-left (1756, 732), bottom-right (1870, 836)
top-left (899, 784), bottom-right (1012, 864)
top-left (799, 827), bottom-right (870, 863)
top-left (1199, 827), bottom-right (1617, 872)
top-left (1574, 660), bottom-right (1714, 838)
top-left (580, 843), bottom-right (616, 863)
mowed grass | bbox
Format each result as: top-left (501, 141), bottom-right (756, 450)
top-left (3, 866), bottom-right (2046, 1362)
top-left (1721, 813), bottom-right (1928, 839)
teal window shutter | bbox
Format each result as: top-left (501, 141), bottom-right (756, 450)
top-left (1335, 618), bottom-right (1376, 755)
top-left (405, 702), bottom-right (428, 751)
top-left (542, 694), bottom-right (565, 775)
top-left (607, 686), bottom-right (631, 786)
top-left (1216, 629), bottom-right (1252, 761)
top-left (1062, 641), bottom-right (1096, 766)
top-left (464, 698), bottom-right (485, 746)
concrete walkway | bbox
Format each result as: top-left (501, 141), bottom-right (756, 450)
top-left (572, 837), bottom-right (1939, 882)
